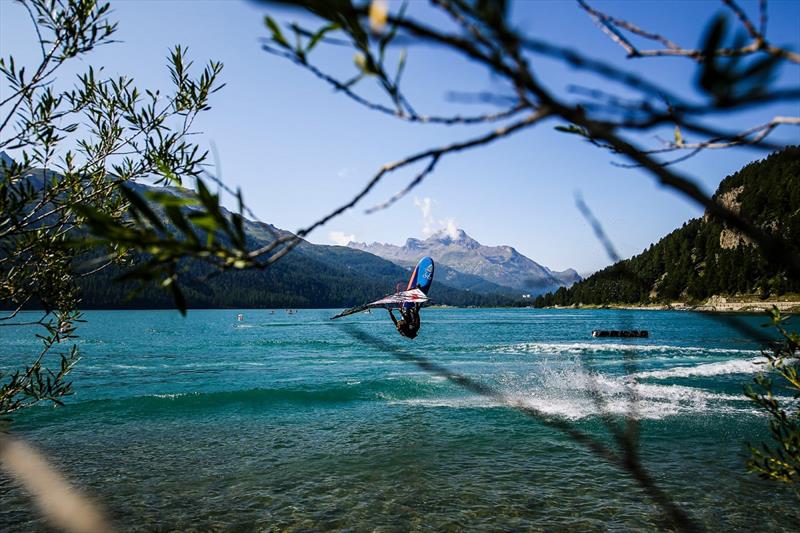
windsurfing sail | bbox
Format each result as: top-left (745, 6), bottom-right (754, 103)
top-left (330, 288), bottom-right (429, 320)
top-left (331, 256), bottom-right (435, 320)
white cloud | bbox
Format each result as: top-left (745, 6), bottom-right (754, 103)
top-left (443, 218), bottom-right (459, 239)
top-left (413, 196), bottom-right (436, 237)
top-left (329, 231), bottom-right (356, 246)
top-left (414, 196), bottom-right (432, 219)
top-left (414, 196), bottom-right (459, 238)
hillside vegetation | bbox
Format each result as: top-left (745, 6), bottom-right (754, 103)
top-left (73, 184), bottom-right (513, 310)
top-left (78, 244), bottom-right (513, 310)
top-left (535, 147), bottom-right (800, 307)
top-left (0, 159), bottom-right (513, 310)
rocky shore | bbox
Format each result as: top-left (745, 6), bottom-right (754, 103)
top-left (548, 295), bottom-right (800, 313)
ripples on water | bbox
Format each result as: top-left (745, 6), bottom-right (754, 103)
top-left (1, 308), bottom-right (798, 531)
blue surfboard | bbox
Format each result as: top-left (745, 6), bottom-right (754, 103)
top-left (406, 256), bottom-right (435, 295)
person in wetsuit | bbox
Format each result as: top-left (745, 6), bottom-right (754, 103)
top-left (388, 305), bottom-right (421, 339)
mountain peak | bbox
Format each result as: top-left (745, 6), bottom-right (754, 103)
top-left (348, 227), bottom-right (580, 295)
top-left (428, 227), bottom-right (477, 247)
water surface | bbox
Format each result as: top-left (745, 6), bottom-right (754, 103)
top-left (1, 309), bottom-right (797, 531)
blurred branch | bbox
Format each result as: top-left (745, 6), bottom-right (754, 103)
top-left (723, 0), bottom-right (763, 42)
top-left (341, 323), bottom-right (700, 532)
top-left (575, 193), bottom-right (621, 263)
top-left (260, 42), bottom-right (527, 125)
top-left (257, 3), bottom-right (800, 524)
top-left (579, 0), bottom-right (799, 63)
top-left (255, 0), bottom-right (800, 285)
top-left (296, 110), bottom-right (548, 234)
top-left (0, 434), bottom-right (113, 533)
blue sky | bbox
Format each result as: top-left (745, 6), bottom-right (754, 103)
top-left (1, 0), bottom-right (798, 274)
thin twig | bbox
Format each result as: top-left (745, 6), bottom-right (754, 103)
top-left (365, 154), bottom-right (440, 214)
top-left (579, 0), bottom-right (798, 63)
top-left (291, 111), bottom-right (547, 242)
top-left (723, 0), bottom-right (764, 42)
top-left (579, 0), bottom-right (640, 57)
top-left (261, 43), bottom-right (527, 126)
top-left (618, 116), bottom-right (799, 167)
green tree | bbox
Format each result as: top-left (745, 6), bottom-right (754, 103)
top-left (746, 308), bottom-right (800, 494)
top-left (0, 0), bottom-right (223, 416)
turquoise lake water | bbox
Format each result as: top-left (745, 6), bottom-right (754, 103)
top-left (1, 308), bottom-right (799, 531)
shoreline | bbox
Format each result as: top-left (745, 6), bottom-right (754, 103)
top-left (5, 299), bottom-right (800, 314)
top-left (546, 299), bottom-right (800, 314)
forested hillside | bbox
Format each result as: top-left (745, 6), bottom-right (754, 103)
top-left (78, 245), bottom-right (512, 309)
top-left (73, 184), bottom-right (513, 309)
top-left (535, 147), bottom-right (800, 307)
top-left (0, 159), bottom-right (513, 310)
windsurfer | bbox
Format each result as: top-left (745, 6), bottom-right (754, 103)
top-left (388, 305), bottom-right (420, 339)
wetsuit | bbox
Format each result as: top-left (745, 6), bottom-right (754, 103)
top-left (388, 306), bottom-right (420, 339)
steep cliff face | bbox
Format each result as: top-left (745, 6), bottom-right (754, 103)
top-left (709, 185), bottom-right (755, 250)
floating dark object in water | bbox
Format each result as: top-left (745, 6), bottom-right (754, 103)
top-left (592, 330), bottom-right (649, 338)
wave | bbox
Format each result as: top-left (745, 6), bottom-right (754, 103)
top-left (380, 359), bottom-right (753, 420)
top-left (59, 376), bottom-right (452, 414)
top-left (629, 358), bottom-right (765, 380)
top-left (49, 353), bottom-right (770, 423)
top-left (493, 342), bottom-right (760, 357)
top-left (391, 395), bottom-right (759, 421)
top-left (391, 372), bottom-right (751, 421)
top-left (390, 382), bottom-right (751, 418)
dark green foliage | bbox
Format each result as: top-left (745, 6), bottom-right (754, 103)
top-left (745, 308), bottom-right (800, 494)
top-left (535, 147), bottom-right (800, 306)
top-left (697, 16), bottom-right (781, 107)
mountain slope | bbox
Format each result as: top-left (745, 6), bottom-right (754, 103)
top-left (350, 228), bottom-right (580, 296)
top-left (536, 147), bottom-right (800, 306)
top-left (0, 157), bottom-right (514, 309)
top-left (75, 183), bottom-right (514, 309)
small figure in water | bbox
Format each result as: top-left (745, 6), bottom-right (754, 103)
top-left (388, 305), bottom-right (421, 339)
